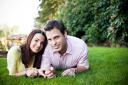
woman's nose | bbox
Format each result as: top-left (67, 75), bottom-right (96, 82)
top-left (37, 42), bottom-right (41, 47)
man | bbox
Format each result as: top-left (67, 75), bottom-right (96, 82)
top-left (39, 20), bottom-right (89, 78)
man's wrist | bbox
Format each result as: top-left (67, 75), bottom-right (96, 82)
top-left (70, 68), bottom-right (77, 73)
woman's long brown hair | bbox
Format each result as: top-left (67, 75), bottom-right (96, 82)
top-left (20, 29), bottom-right (47, 68)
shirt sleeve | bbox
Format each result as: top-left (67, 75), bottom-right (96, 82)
top-left (7, 46), bottom-right (22, 75)
top-left (77, 43), bottom-right (89, 69)
top-left (40, 46), bottom-right (51, 70)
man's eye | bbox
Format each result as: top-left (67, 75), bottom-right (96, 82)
top-left (48, 39), bottom-right (51, 42)
top-left (55, 36), bottom-right (59, 40)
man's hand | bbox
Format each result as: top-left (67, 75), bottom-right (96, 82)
top-left (61, 68), bottom-right (76, 76)
top-left (38, 67), bottom-right (56, 78)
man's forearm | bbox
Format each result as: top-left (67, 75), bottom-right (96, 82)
top-left (72, 66), bottom-right (88, 73)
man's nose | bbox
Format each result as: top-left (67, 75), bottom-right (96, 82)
top-left (51, 40), bottom-right (56, 45)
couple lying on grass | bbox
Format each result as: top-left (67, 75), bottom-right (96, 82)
top-left (7, 20), bottom-right (89, 78)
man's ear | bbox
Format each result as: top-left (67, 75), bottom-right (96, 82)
top-left (64, 31), bottom-right (67, 38)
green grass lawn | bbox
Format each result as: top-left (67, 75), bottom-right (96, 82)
top-left (0, 47), bottom-right (128, 85)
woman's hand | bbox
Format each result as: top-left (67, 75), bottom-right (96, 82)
top-left (25, 68), bottom-right (38, 78)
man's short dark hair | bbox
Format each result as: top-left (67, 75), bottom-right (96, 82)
top-left (44, 20), bottom-right (67, 35)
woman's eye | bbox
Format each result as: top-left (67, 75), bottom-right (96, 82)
top-left (35, 40), bottom-right (38, 42)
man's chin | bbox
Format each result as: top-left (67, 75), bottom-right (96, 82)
top-left (52, 48), bottom-right (60, 52)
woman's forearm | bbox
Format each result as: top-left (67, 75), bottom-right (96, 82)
top-left (11, 71), bottom-right (26, 76)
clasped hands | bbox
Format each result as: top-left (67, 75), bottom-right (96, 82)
top-left (25, 67), bottom-right (76, 78)
top-left (25, 67), bottom-right (56, 78)
top-left (38, 67), bottom-right (56, 78)
top-left (38, 67), bottom-right (76, 78)
top-left (25, 68), bottom-right (38, 78)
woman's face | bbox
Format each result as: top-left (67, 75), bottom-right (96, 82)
top-left (30, 33), bottom-right (45, 53)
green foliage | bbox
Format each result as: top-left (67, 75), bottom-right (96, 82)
top-left (36, 0), bottom-right (128, 47)
top-left (57, 0), bottom-right (128, 46)
top-left (0, 48), bottom-right (128, 85)
top-left (58, 0), bottom-right (94, 37)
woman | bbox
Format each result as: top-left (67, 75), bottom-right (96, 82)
top-left (7, 29), bottom-right (47, 77)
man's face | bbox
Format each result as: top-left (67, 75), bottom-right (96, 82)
top-left (45, 28), bottom-right (67, 54)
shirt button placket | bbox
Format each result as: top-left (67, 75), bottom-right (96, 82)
top-left (59, 55), bottom-right (64, 69)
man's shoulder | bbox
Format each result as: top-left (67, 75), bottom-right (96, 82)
top-left (67, 35), bottom-right (86, 46)
top-left (43, 45), bottom-right (53, 53)
top-left (67, 36), bottom-right (88, 55)
top-left (67, 35), bottom-right (88, 51)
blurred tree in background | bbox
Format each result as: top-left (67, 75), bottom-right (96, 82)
top-left (36, 0), bottom-right (128, 47)
top-left (0, 25), bottom-right (19, 51)
top-left (35, 0), bottom-right (65, 27)
top-left (0, 25), bottom-right (18, 37)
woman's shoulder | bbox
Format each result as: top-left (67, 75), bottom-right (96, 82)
top-left (8, 45), bottom-right (21, 56)
top-left (9, 45), bottom-right (21, 51)
top-left (7, 46), bottom-right (23, 71)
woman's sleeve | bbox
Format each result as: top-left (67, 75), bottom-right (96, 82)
top-left (7, 46), bottom-right (22, 75)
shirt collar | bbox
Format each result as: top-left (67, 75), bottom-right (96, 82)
top-left (65, 38), bottom-right (72, 55)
